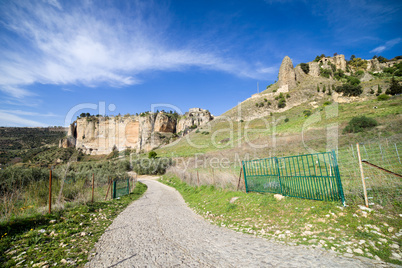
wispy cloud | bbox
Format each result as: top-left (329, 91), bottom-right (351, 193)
top-left (0, 110), bottom-right (57, 117)
top-left (370, 38), bottom-right (402, 54)
top-left (0, 0), bottom-right (267, 101)
top-left (0, 111), bottom-right (47, 127)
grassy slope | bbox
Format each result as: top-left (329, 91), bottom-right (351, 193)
top-left (0, 182), bottom-right (147, 268)
top-left (160, 175), bottom-right (402, 265)
top-left (156, 94), bottom-right (402, 158)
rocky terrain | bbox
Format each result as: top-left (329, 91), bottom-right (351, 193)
top-left (60, 108), bottom-right (213, 155)
top-left (223, 54), bottom-right (402, 120)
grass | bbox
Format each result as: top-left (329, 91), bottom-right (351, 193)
top-left (156, 95), bottom-right (401, 158)
top-left (0, 182), bottom-right (147, 268)
top-left (160, 174), bottom-right (402, 265)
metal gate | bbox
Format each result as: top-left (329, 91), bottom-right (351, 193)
top-left (113, 178), bottom-right (130, 199)
top-left (242, 151), bottom-right (345, 204)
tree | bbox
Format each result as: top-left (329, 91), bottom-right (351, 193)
top-left (386, 76), bottom-right (402, 95)
top-left (350, 55), bottom-right (356, 61)
top-left (317, 85), bottom-right (320, 92)
top-left (377, 56), bottom-right (388, 63)
top-left (80, 113), bottom-right (86, 118)
top-left (343, 116), bottom-right (378, 133)
top-left (300, 63), bottom-right (309, 74)
top-left (148, 151), bottom-right (157, 159)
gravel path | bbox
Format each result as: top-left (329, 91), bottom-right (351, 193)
top-left (86, 177), bottom-right (390, 268)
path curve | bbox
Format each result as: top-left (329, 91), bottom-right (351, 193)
top-left (86, 178), bottom-right (387, 267)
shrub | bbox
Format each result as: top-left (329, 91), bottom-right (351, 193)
top-left (284, 118), bottom-right (289, 122)
top-left (335, 84), bottom-right (363, 96)
top-left (376, 85), bottom-right (382, 96)
top-left (343, 116), bottom-right (378, 133)
top-left (334, 70), bottom-right (345, 80)
top-left (346, 76), bottom-right (360, 86)
top-left (323, 85), bottom-right (326, 93)
top-left (317, 85), bottom-right (320, 92)
top-left (303, 110), bottom-right (312, 117)
top-left (377, 94), bottom-right (390, 101)
top-left (369, 88), bottom-right (375, 94)
top-left (272, 89), bottom-right (277, 93)
top-left (189, 124), bottom-right (198, 129)
top-left (323, 101), bottom-right (332, 106)
top-left (300, 63), bottom-right (309, 74)
top-left (132, 158), bottom-right (173, 175)
top-left (148, 151), bottom-right (157, 159)
top-left (320, 68), bottom-right (332, 78)
top-left (286, 93), bottom-right (290, 98)
top-left (355, 70), bottom-right (364, 76)
top-left (385, 76), bottom-right (402, 95)
top-left (278, 98), bottom-right (286, 108)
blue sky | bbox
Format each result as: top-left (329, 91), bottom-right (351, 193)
top-left (0, 0), bottom-right (401, 127)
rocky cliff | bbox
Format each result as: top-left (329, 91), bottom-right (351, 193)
top-left (60, 108), bottom-right (213, 155)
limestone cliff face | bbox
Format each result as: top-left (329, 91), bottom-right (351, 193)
top-left (60, 108), bottom-right (211, 154)
top-left (278, 56), bottom-right (297, 89)
top-left (177, 108), bottom-right (213, 134)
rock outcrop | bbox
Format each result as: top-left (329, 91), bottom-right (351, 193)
top-left (60, 108), bottom-right (212, 155)
top-left (294, 65), bottom-right (307, 82)
top-left (177, 108), bottom-right (213, 134)
top-left (278, 56), bottom-right (297, 89)
top-left (308, 62), bottom-right (320, 77)
top-left (366, 58), bottom-right (381, 72)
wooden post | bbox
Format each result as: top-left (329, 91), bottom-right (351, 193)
top-left (105, 177), bottom-right (111, 201)
top-left (197, 171), bottom-right (200, 187)
top-left (356, 143), bottom-right (369, 207)
top-left (49, 169), bottom-right (52, 214)
top-left (236, 167), bottom-right (243, 191)
top-left (242, 167), bottom-right (247, 193)
top-left (92, 173), bottom-right (95, 203)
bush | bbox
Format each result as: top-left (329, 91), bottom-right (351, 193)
top-left (148, 151), bottom-right (157, 159)
top-left (385, 76), bottom-right (402, 95)
top-left (132, 158), bottom-right (173, 175)
top-left (334, 70), bottom-right (345, 80)
top-left (323, 101), bottom-right (332, 106)
top-left (278, 98), bottom-right (286, 108)
top-left (300, 63), bottom-right (309, 74)
top-left (343, 116), bottom-right (378, 133)
top-left (284, 118), bottom-right (289, 122)
top-left (346, 76), bottom-right (360, 86)
top-left (377, 94), bottom-right (390, 101)
top-left (320, 68), bottom-right (332, 78)
top-left (303, 110), bottom-right (312, 117)
top-left (335, 84), bottom-right (363, 96)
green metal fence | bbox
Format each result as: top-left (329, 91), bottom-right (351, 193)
top-left (112, 178), bottom-right (130, 199)
top-left (242, 151), bottom-right (345, 204)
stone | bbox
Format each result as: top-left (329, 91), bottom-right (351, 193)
top-left (353, 248), bottom-right (364, 254)
top-left (308, 62), bottom-right (320, 77)
top-left (278, 56), bottom-right (296, 89)
top-left (176, 108), bottom-right (213, 134)
top-left (229, 197), bottom-right (240, 203)
top-left (391, 252), bottom-right (401, 259)
top-left (294, 65), bottom-right (306, 82)
top-left (61, 108), bottom-right (212, 154)
top-left (274, 194), bottom-right (285, 201)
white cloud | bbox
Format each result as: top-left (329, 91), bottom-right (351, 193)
top-left (370, 38), bottom-right (402, 54)
top-left (0, 111), bottom-right (47, 127)
top-left (0, 0), bottom-right (268, 101)
top-left (0, 110), bottom-right (57, 117)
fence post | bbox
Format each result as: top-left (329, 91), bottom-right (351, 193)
top-left (127, 178), bottom-right (129, 195)
top-left (113, 180), bottom-right (117, 199)
top-left (49, 169), bottom-right (52, 214)
top-left (197, 171), bottom-right (200, 187)
top-left (92, 173), bottom-right (95, 203)
top-left (274, 157), bottom-right (283, 195)
top-left (105, 177), bottom-right (111, 201)
top-left (356, 143), bottom-right (369, 207)
top-left (395, 144), bottom-right (401, 164)
top-left (236, 167), bottom-right (243, 191)
top-left (242, 162), bottom-right (247, 193)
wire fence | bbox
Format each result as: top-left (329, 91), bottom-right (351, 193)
top-left (336, 140), bottom-right (402, 206)
top-left (168, 139), bottom-right (402, 207)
